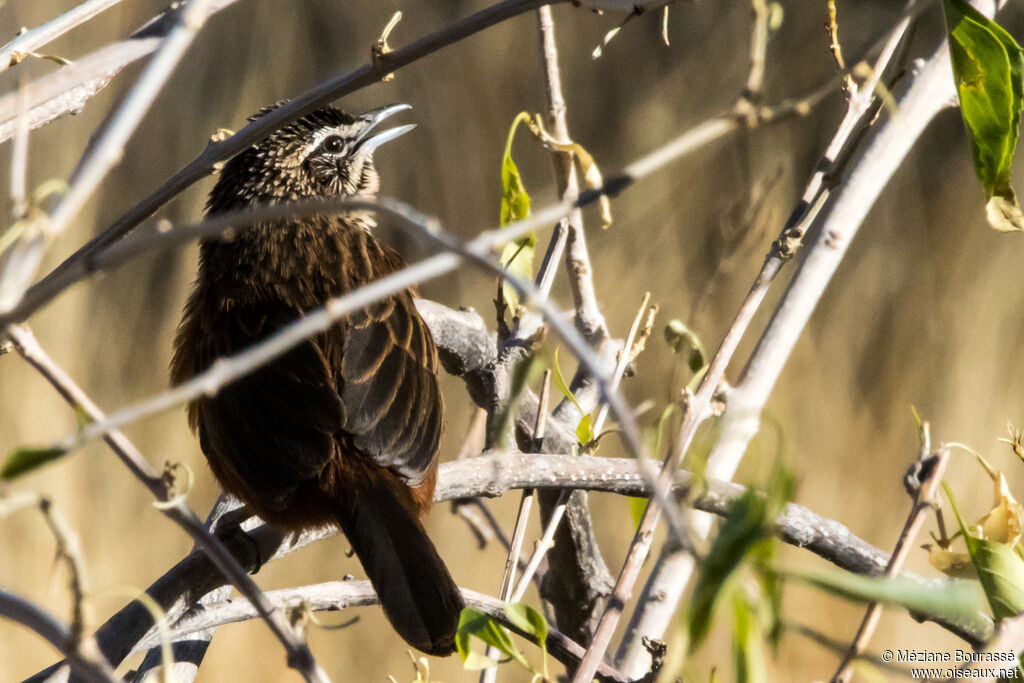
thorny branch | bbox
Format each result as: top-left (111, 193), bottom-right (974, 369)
top-left (0, 491), bottom-right (90, 648)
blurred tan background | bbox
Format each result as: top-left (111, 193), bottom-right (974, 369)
top-left (3, 0), bottom-right (1024, 681)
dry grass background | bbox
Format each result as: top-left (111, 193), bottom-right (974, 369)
top-left (2, 0), bottom-right (1024, 681)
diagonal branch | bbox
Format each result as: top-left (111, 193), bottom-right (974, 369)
top-left (7, 325), bottom-right (330, 683)
top-left (3, 0), bottom-right (553, 323)
top-left (0, 0), bottom-right (218, 313)
top-left (0, 0), bottom-right (128, 71)
top-left (0, 589), bottom-right (116, 683)
top-left (133, 584), bottom-right (633, 683)
top-left (26, 448), bottom-right (989, 683)
top-left (0, 0), bottom-right (247, 144)
top-left (614, 4), bottom-right (916, 675)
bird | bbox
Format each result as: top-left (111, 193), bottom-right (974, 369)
top-left (170, 103), bottom-right (463, 656)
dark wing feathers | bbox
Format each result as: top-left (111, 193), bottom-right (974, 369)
top-left (185, 302), bottom-right (343, 510)
top-left (340, 294), bottom-right (442, 485)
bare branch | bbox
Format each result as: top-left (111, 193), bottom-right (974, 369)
top-left (133, 583), bottom-right (632, 683)
top-left (7, 325), bottom-right (330, 683)
top-left (0, 589), bottom-right (116, 683)
top-left (831, 437), bottom-right (950, 682)
top-left (6, 0), bottom-right (551, 323)
top-left (0, 0), bottom-right (127, 71)
top-left (0, 491), bottom-right (91, 647)
top-left (704, 22), bottom-right (961, 537)
top-left (0, 0), bottom-right (218, 313)
top-left (26, 449), bottom-right (988, 683)
top-left (613, 5), bottom-right (917, 675)
top-left (0, 0), bottom-right (247, 142)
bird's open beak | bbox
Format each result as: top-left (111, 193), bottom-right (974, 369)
top-left (354, 104), bottom-right (416, 154)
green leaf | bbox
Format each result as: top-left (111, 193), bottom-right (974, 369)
top-left (551, 348), bottom-right (592, 448)
top-left (969, 537), bottom-right (1024, 618)
top-left (1, 446), bottom-right (67, 480)
top-left (499, 112), bottom-right (535, 307)
top-left (787, 566), bottom-right (988, 627)
top-left (942, 0), bottom-right (1024, 231)
top-left (629, 496), bottom-right (647, 529)
top-left (504, 603), bottom-right (548, 677)
top-left (575, 413), bottom-right (594, 446)
top-left (945, 483), bottom-right (1024, 619)
top-left (455, 608), bottom-right (530, 671)
top-left (664, 319), bottom-right (707, 374)
top-left (687, 488), bottom-right (772, 650)
top-left (732, 593), bottom-right (768, 683)
top-left (551, 347), bottom-right (582, 414)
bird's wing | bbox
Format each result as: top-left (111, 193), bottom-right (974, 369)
top-left (336, 293), bottom-right (443, 486)
top-left (185, 301), bottom-right (344, 510)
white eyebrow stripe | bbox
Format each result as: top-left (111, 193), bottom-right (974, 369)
top-left (301, 124), bottom-right (359, 158)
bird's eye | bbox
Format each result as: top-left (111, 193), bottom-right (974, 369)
top-left (321, 135), bottom-right (345, 154)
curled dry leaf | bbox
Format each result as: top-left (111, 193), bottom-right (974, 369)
top-left (926, 543), bottom-right (977, 579)
top-left (986, 193), bottom-right (1024, 232)
top-left (529, 115), bottom-right (613, 229)
top-left (929, 448), bottom-right (1024, 578)
top-left (975, 471), bottom-right (1024, 545)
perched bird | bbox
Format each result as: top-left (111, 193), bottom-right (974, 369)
top-left (171, 103), bottom-right (463, 655)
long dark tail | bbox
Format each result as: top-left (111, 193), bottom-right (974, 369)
top-left (334, 476), bottom-right (463, 655)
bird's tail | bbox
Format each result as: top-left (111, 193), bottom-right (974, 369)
top-left (334, 474), bottom-right (463, 656)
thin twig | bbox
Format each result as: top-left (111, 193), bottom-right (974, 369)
top-left (481, 372), bottom-right (551, 683)
top-left (0, 0), bottom-right (128, 71)
top-left (510, 291), bottom-right (654, 605)
top-left (831, 431), bottom-right (949, 682)
top-left (501, 373), bottom-right (550, 600)
top-left (0, 589), bottom-right (116, 683)
top-left (131, 583), bottom-right (632, 683)
top-left (0, 0), bottom-right (216, 313)
top-left (10, 79), bottom-right (29, 221)
top-left (612, 7), bottom-right (917, 675)
top-left (5, 0), bottom-right (552, 323)
top-left (702, 2), bottom-right (966, 549)
top-left (0, 492), bottom-right (91, 647)
top-left (743, 0), bottom-right (770, 101)
top-left (593, 291), bottom-right (653, 435)
top-left (132, 498), bottom-right (240, 683)
top-left (6, 325), bottom-right (331, 683)
top-left (62, 451), bottom-right (992, 680)
top-left (0, 0), bottom-right (247, 144)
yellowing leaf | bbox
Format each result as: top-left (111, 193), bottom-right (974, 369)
top-left (498, 113), bottom-right (535, 311)
top-left (975, 472), bottom-right (1024, 545)
top-left (576, 413), bottom-right (594, 446)
top-left (945, 483), bottom-right (1024, 620)
top-left (732, 593), bottom-right (768, 683)
top-left (528, 116), bottom-right (613, 229)
top-left (926, 543), bottom-right (978, 579)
